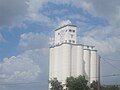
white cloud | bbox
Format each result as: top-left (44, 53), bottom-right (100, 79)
top-left (0, 48), bottom-right (48, 83)
top-left (57, 20), bottom-right (72, 28)
top-left (0, 0), bottom-right (52, 27)
top-left (0, 33), bottom-right (5, 42)
top-left (0, 55), bottom-right (40, 83)
top-left (67, 14), bottom-right (81, 20)
top-left (19, 32), bottom-right (49, 50)
top-left (0, 0), bottom-right (120, 85)
top-left (78, 26), bottom-right (120, 58)
top-left (0, 0), bottom-right (94, 28)
top-left (0, 0), bottom-right (120, 28)
top-left (77, 25), bottom-right (120, 84)
top-left (27, 0), bottom-right (47, 17)
top-left (0, 0), bottom-right (29, 27)
top-left (51, 0), bottom-right (120, 26)
top-left (0, 32), bottom-right (49, 84)
top-left (27, 1), bottom-right (52, 25)
top-left (77, 0), bottom-right (120, 25)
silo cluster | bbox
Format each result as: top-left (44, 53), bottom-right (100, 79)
top-left (49, 24), bottom-right (98, 89)
top-left (49, 44), bottom-right (97, 84)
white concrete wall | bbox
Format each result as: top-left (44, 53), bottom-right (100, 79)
top-left (53, 46), bottom-right (58, 78)
top-left (49, 25), bottom-right (99, 90)
top-left (76, 45), bottom-right (84, 76)
top-left (49, 48), bottom-right (55, 80)
top-left (84, 49), bottom-right (91, 83)
top-left (49, 44), bottom-right (98, 90)
top-left (49, 44), bottom-right (71, 84)
top-left (90, 50), bottom-right (97, 83)
top-left (62, 44), bottom-right (71, 84)
top-left (53, 45), bottom-right (63, 82)
top-left (49, 47), bottom-right (55, 90)
top-left (55, 25), bottom-right (77, 45)
top-left (66, 26), bottom-right (77, 44)
top-left (71, 45), bottom-right (77, 77)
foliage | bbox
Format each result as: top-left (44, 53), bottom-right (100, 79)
top-left (101, 85), bottom-right (119, 90)
top-left (49, 76), bottom-right (120, 90)
top-left (90, 81), bottom-right (98, 90)
top-left (66, 75), bottom-right (89, 90)
top-left (49, 78), bottom-right (63, 90)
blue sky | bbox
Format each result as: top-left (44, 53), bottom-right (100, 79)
top-left (0, 0), bottom-right (120, 90)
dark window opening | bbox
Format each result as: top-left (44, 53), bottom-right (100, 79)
top-left (71, 34), bottom-right (73, 38)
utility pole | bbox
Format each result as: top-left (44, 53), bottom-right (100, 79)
top-left (98, 56), bottom-right (101, 90)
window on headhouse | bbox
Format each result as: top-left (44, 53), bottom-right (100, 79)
top-left (69, 40), bottom-right (71, 43)
top-left (73, 30), bottom-right (75, 32)
top-left (87, 46), bottom-right (89, 48)
top-left (58, 33), bottom-right (60, 35)
top-left (66, 30), bottom-right (67, 32)
top-left (73, 40), bottom-right (75, 43)
top-left (71, 34), bottom-right (73, 38)
top-left (69, 29), bottom-right (72, 32)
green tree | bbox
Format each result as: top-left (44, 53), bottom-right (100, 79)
top-left (90, 81), bottom-right (98, 90)
top-left (101, 85), bottom-right (119, 90)
top-left (66, 75), bottom-right (89, 90)
top-left (49, 78), bottom-right (63, 90)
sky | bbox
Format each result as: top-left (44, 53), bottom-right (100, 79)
top-left (0, 0), bottom-right (120, 90)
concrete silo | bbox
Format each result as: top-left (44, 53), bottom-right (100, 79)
top-left (69, 44), bottom-right (84, 77)
top-left (62, 43), bottom-right (71, 84)
top-left (90, 49), bottom-right (97, 83)
top-left (83, 46), bottom-right (91, 83)
top-left (49, 47), bottom-right (55, 80)
top-left (49, 24), bottom-right (98, 90)
top-left (71, 44), bottom-right (77, 77)
top-left (54, 45), bottom-right (63, 82)
top-left (76, 44), bottom-right (84, 76)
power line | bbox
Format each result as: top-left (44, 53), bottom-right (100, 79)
top-left (0, 74), bottom-right (120, 86)
top-left (0, 56), bottom-right (120, 86)
top-left (101, 74), bottom-right (120, 78)
top-left (102, 57), bottom-right (120, 61)
top-left (90, 74), bottom-right (120, 78)
top-left (101, 57), bottom-right (120, 72)
top-left (90, 56), bottom-right (120, 80)
top-left (0, 73), bottom-right (120, 86)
